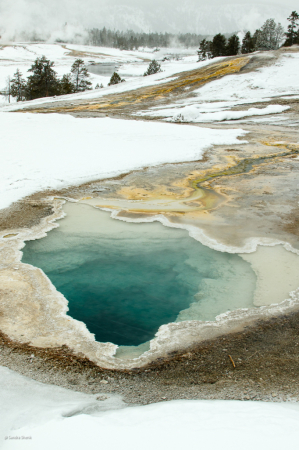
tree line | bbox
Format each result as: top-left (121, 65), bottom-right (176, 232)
top-left (4, 11), bottom-right (299, 102)
top-left (6, 55), bottom-right (164, 102)
top-left (87, 28), bottom-right (207, 50)
top-left (198, 12), bottom-right (299, 60)
top-left (8, 57), bottom-right (92, 102)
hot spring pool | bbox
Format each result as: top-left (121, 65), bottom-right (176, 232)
top-left (22, 202), bottom-right (257, 349)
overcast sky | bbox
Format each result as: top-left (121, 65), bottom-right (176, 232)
top-left (0, 0), bottom-right (297, 41)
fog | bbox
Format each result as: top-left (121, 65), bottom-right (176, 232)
top-left (0, 0), bottom-right (297, 42)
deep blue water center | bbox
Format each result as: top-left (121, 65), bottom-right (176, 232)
top-left (22, 203), bottom-right (256, 348)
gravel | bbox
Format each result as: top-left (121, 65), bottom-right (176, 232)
top-left (1, 311), bottom-right (299, 406)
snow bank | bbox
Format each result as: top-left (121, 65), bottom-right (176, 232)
top-left (136, 53), bottom-right (299, 122)
top-left (2, 366), bottom-right (299, 450)
top-left (196, 53), bottom-right (299, 102)
top-left (0, 113), bottom-right (246, 211)
top-left (168, 105), bottom-right (289, 123)
top-left (0, 366), bottom-right (125, 447)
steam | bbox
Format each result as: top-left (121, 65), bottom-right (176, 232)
top-left (0, 0), bottom-right (294, 43)
top-left (0, 0), bottom-right (90, 43)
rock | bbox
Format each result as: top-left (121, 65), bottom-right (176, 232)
top-left (100, 380), bottom-right (108, 384)
top-left (96, 395), bottom-right (108, 401)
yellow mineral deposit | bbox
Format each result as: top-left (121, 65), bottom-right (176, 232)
top-left (24, 55), bottom-right (250, 115)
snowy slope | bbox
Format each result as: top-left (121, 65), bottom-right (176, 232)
top-left (2, 366), bottom-right (299, 450)
top-left (0, 43), bottom-right (213, 110)
top-left (136, 52), bottom-right (299, 123)
top-left (196, 52), bottom-right (299, 102)
top-left (0, 42), bottom-right (145, 99)
top-left (0, 112), bottom-right (246, 210)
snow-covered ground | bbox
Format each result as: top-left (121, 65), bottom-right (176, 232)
top-left (145, 104), bottom-right (289, 122)
top-left (0, 42), bottom-right (143, 91)
top-left (0, 43), bottom-right (200, 107)
top-left (195, 52), bottom-right (299, 103)
top-left (135, 52), bottom-right (299, 123)
top-left (1, 366), bottom-right (299, 450)
top-left (3, 44), bottom-right (297, 126)
top-left (0, 112), bottom-right (246, 210)
top-left (0, 44), bottom-right (224, 210)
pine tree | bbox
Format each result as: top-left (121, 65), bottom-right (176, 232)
top-left (284, 11), bottom-right (299, 46)
top-left (108, 72), bottom-right (124, 85)
top-left (71, 59), bottom-right (92, 92)
top-left (241, 31), bottom-right (256, 54)
top-left (59, 74), bottom-right (75, 95)
top-left (255, 19), bottom-right (284, 50)
top-left (197, 39), bottom-right (212, 60)
top-left (252, 29), bottom-right (261, 50)
top-left (144, 60), bottom-right (162, 76)
top-left (226, 34), bottom-right (240, 56)
top-left (211, 33), bottom-right (227, 57)
top-left (26, 56), bottom-right (60, 100)
top-left (10, 69), bottom-right (26, 101)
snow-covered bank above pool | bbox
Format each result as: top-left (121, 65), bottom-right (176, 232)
top-left (2, 366), bottom-right (299, 450)
top-left (0, 113), bottom-right (247, 210)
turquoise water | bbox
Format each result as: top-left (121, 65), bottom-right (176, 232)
top-left (22, 203), bottom-right (257, 348)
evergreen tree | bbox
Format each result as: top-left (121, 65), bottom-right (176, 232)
top-left (211, 33), bottom-right (227, 57)
top-left (252, 29), bottom-right (261, 50)
top-left (226, 34), bottom-right (240, 55)
top-left (59, 73), bottom-right (75, 95)
top-left (71, 59), bottom-right (92, 92)
top-left (197, 39), bottom-right (212, 60)
top-left (144, 60), bottom-right (162, 76)
top-left (108, 72), bottom-right (124, 85)
top-left (255, 19), bottom-right (284, 50)
top-left (284, 11), bottom-right (299, 46)
top-left (26, 56), bottom-right (60, 100)
top-left (241, 31), bottom-right (256, 54)
top-left (10, 69), bottom-right (26, 101)
top-left (27, 57), bottom-right (58, 99)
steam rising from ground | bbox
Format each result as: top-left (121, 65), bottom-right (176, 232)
top-left (0, 0), bottom-right (293, 43)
